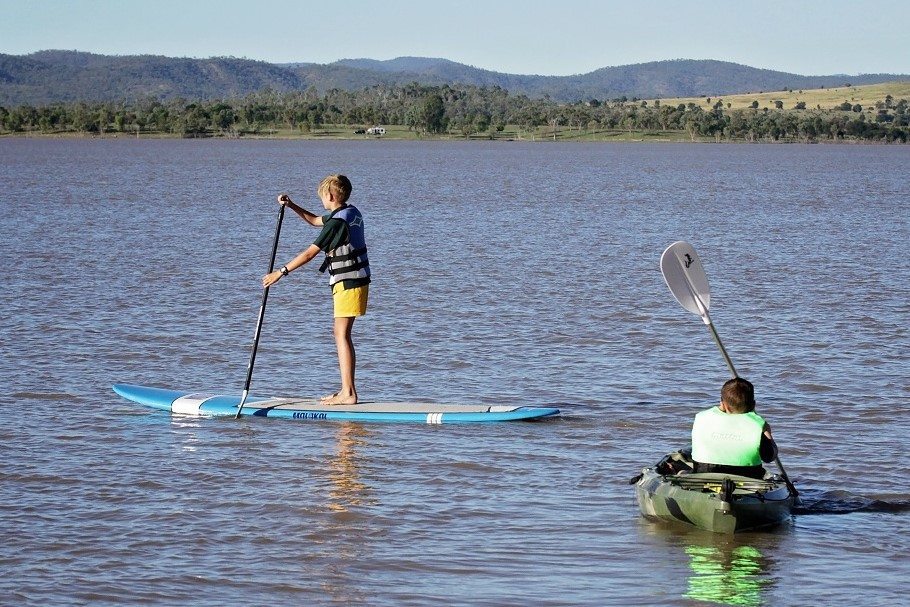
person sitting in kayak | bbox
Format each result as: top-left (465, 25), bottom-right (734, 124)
top-left (690, 377), bottom-right (777, 479)
top-left (263, 174), bottom-right (371, 405)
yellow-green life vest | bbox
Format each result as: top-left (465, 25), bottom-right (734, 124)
top-left (691, 406), bottom-right (766, 467)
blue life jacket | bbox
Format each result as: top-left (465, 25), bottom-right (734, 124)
top-left (320, 205), bottom-right (370, 286)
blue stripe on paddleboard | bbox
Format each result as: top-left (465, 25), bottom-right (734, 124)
top-left (201, 400), bottom-right (560, 423)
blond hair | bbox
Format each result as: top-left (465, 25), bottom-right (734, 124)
top-left (317, 174), bottom-right (352, 203)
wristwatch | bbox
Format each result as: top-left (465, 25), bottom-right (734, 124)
top-left (280, 265), bottom-right (289, 276)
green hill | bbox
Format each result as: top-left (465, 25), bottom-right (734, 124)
top-left (1, 50), bottom-right (907, 106)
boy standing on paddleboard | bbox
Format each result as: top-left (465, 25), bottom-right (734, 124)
top-left (262, 174), bottom-right (371, 405)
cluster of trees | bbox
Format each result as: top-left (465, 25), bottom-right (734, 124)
top-left (1, 83), bottom-right (908, 143)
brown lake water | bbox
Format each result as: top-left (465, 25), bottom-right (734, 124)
top-left (1, 138), bottom-right (909, 606)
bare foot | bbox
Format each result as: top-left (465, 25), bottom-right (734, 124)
top-left (321, 391), bottom-right (358, 406)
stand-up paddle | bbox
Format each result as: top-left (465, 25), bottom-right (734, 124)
top-left (236, 202), bottom-right (286, 419)
top-left (660, 241), bottom-right (798, 497)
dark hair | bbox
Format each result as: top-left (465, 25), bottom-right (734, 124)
top-left (721, 377), bottom-right (755, 413)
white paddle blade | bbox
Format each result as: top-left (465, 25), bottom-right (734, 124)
top-left (660, 241), bottom-right (711, 316)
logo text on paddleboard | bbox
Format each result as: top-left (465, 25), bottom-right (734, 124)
top-left (292, 412), bottom-right (328, 420)
top-left (684, 254), bottom-right (694, 268)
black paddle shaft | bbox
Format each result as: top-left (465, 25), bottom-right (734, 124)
top-left (236, 203), bottom-right (286, 418)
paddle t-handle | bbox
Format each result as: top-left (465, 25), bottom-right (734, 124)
top-left (236, 201), bottom-right (286, 418)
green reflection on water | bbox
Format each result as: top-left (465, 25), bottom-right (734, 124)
top-left (683, 544), bottom-right (769, 606)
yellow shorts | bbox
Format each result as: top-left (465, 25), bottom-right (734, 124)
top-left (332, 283), bottom-right (369, 318)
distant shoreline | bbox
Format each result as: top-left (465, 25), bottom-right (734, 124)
top-left (1, 129), bottom-right (905, 144)
top-left (3, 80), bottom-right (907, 144)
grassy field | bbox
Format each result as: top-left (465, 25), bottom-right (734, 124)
top-left (199, 124), bottom-right (699, 142)
top-left (646, 80), bottom-right (910, 111)
top-left (2, 124), bottom-right (705, 142)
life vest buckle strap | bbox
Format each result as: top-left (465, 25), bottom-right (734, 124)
top-left (328, 259), bottom-right (369, 276)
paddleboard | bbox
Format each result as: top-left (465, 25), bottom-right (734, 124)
top-left (113, 383), bottom-right (560, 424)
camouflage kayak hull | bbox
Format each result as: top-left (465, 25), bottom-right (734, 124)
top-left (635, 469), bottom-right (796, 533)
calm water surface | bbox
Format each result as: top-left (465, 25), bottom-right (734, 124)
top-left (1, 139), bottom-right (908, 606)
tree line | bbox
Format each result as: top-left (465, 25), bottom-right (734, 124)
top-left (1, 83), bottom-right (907, 143)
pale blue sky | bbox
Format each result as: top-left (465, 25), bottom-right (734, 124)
top-left (2, 0), bottom-right (907, 76)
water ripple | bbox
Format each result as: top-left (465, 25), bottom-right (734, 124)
top-left (1, 140), bottom-right (908, 606)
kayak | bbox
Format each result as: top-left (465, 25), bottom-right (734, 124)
top-left (632, 453), bottom-right (797, 533)
top-left (112, 383), bottom-right (561, 424)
